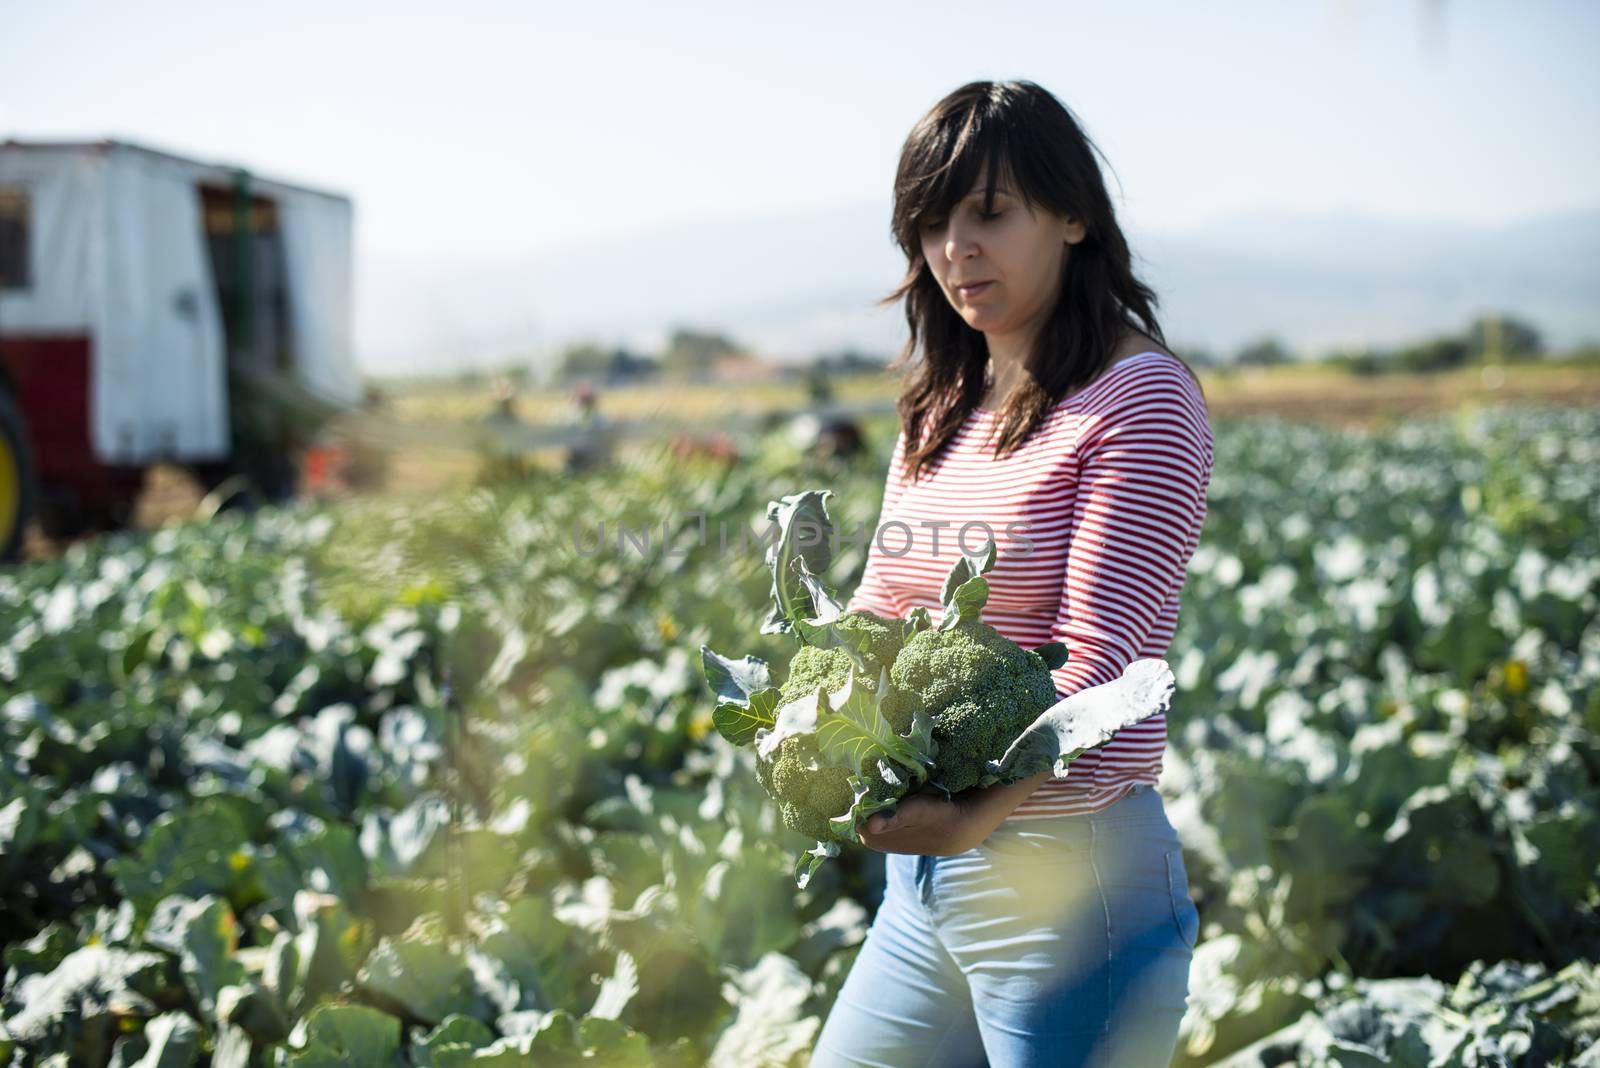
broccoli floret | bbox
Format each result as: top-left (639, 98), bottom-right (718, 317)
top-left (888, 619), bottom-right (1060, 794)
top-left (763, 735), bottom-right (853, 840)
top-left (759, 612), bottom-right (914, 841)
top-left (756, 734), bottom-right (908, 841)
top-left (758, 617), bottom-right (915, 844)
top-left (829, 610), bottom-right (905, 674)
top-left (779, 611), bottom-right (904, 705)
top-left (779, 646), bottom-right (858, 706)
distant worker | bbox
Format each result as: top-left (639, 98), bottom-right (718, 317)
top-left (475, 374), bottom-right (527, 480)
top-left (490, 375), bottom-right (519, 421)
top-left (564, 380), bottom-right (614, 473)
top-left (806, 364), bottom-right (836, 407)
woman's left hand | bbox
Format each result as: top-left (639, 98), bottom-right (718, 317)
top-left (858, 793), bottom-right (989, 856)
top-left (857, 770), bottom-right (1058, 856)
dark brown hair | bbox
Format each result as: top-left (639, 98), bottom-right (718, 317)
top-left (880, 79), bottom-right (1204, 481)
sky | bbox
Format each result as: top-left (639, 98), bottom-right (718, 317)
top-left (3, 0), bottom-right (1598, 369)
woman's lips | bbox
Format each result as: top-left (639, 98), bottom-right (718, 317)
top-left (956, 281), bottom-right (993, 299)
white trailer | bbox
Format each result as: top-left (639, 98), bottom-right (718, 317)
top-left (0, 138), bottom-right (359, 556)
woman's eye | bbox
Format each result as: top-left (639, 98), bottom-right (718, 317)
top-left (921, 217), bottom-right (947, 232)
top-left (978, 210), bottom-right (1003, 222)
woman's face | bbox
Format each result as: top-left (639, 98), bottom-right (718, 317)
top-left (918, 179), bottom-right (1087, 342)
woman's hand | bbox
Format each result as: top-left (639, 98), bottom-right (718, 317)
top-left (858, 793), bottom-right (988, 856)
top-left (857, 769), bottom-right (1057, 856)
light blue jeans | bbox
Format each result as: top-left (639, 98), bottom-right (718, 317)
top-left (809, 784), bottom-right (1199, 1068)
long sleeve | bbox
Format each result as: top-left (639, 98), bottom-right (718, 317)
top-left (818, 353), bottom-right (1211, 817)
top-left (1046, 370), bottom-right (1214, 703)
top-left (844, 429), bottom-right (909, 619)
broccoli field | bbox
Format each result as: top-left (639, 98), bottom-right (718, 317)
top-left (2, 406), bottom-right (1598, 1066)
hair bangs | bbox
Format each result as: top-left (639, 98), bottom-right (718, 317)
top-left (894, 103), bottom-right (1016, 253)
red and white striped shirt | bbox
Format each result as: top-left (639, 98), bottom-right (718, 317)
top-left (844, 351), bottom-right (1214, 819)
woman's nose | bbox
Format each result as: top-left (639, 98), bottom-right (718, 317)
top-left (944, 223), bottom-right (977, 262)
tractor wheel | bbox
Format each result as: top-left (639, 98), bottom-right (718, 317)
top-left (0, 390), bottom-right (38, 563)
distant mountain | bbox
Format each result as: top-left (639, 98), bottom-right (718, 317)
top-left (357, 204), bottom-right (1600, 376)
top-left (1131, 208), bottom-right (1600, 358)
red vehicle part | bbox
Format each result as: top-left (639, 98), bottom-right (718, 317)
top-left (0, 332), bottom-right (143, 529)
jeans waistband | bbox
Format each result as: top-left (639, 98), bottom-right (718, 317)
top-left (1090, 781), bottom-right (1163, 823)
top-left (911, 784), bottom-right (1168, 900)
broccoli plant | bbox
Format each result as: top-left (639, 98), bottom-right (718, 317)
top-left (894, 536), bottom-right (1179, 794)
top-left (701, 488), bottom-right (1178, 888)
top-left (887, 537), bottom-right (1067, 794)
top-left (702, 490), bottom-right (937, 887)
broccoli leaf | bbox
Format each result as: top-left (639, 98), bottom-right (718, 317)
top-left (826, 771), bottom-right (904, 845)
top-left (700, 646), bottom-right (774, 704)
top-left (700, 646), bottom-right (781, 745)
top-left (794, 841), bottom-right (839, 891)
top-left (1032, 642), bottom-right (1069, 671)
top-left (938, 536), bottom-right (997, 631)
top-left (711, 691), bottom-right (780, 747)
top-left (755, 689), bottom-right (824, 761)
top-left (790, 566), bottom-right (861, 671)
top-left (813, 670), bottom-right (935, 785)
top-left (979, 658), bottom-right (1177, 786)
top-left (790, 558), bottom-right (864, 667)
top-left (792, 557), bottom-right (847, 627)
top-left (903, 607), bottom-right (933, 640)
top-left (759, 491), bottom-right (836, 637)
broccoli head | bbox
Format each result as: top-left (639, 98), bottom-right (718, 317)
top-left (888, 618), bottom-right (1061, 794)
top-left (779, 612), bottom-right (903, 702)
top-left (779, 646), bottom-right (858, 706)
top-left (756, 734), bottom-right (908, 841)
top-left (755, 613), bottom-right (916, 841)
top-left (779, 612), bottom-right (903, 703)
top-left (829, 609), bottom-right (905, 673)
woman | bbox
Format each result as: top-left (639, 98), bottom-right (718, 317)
top-left (808, 81), bottom-right (1213, 1068)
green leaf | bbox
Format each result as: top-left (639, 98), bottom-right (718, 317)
top-left (793, 556), bottom-right (847, 625)
top-left (291, 896), bottom-right (371, 1006)
top-left (794, 841), bottom-right (839, 891)
top-left (578, 1015), bottom-right (654, 1066)
top-left (700, 646), bottom-right (775, 705)
top-left (143, 895), bottom-right (245, 1022)
top-left (0, 945), bottom-right (168, 1046)
top-left (707, 953), bottom-right (821, 1068)
top-left (712, 691), bottom-right (780, 747)
top-left (903, 607), bottom-right (933, 639)
top-left (129, 1011), bottom-right (201, 1068)
top-left (474, 898), bottom-right (583, 1014)
top-left (262, 930), bottom-right (302, 1014)
top-left (755, 688), bottom-right (824, 761)
top-left (701, 646), bottom-right (782, 745)
top-left (826, 774), bottom-right (903, 846)
top-left (110, 801), bottom-right (251, 917)
top-left (278, 817), bottom-right (368, 903)
top-left (937, 535), bottom-right (997, 630)
top-left (587, 949), bottom-right (638, 1021)
top-left (209, 1022), bottom-right (252, 1068)
top-left (410, 1014), bottom-right (496, 1068)
top-left (1032, 642), bottom-right (1069, 671)
top-left (1278, 794), bottom-right (1382, 920)
top-left (0, 796), bottom-right (38, 871)
top-left (357, 936), bottom-right (484, 1026)
top-left (286, 1003), bottom-right (400, 1068)
top-left (981, 658), bottom-right (1175, 785)
top-left (216, 981), bottom-right (291, 1043)
top-left (811, 669), bottom-right (933, 784)
top-left (759, 490), bottom-right (835, 636)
